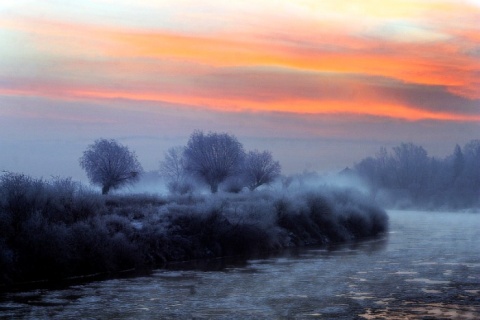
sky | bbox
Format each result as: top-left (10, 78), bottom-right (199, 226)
top-left (1, 0), bottom-right (479, 182)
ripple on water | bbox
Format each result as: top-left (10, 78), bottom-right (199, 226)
top-left (390, 271), bottom-right (418, 275)
top-left (422, 288), bottom-right (442, 293)
top-left (405, 278), bottom-right (450, 285)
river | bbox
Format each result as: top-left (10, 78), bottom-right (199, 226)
top-left (1, 210), bottom-right (479, 319)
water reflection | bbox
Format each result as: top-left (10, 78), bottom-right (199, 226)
top-left (1, 210), bottom-right (479, 319)
top-left (164, 235), bottom-right (389, 273)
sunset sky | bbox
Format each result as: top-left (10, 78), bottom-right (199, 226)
top-left (1, 0), bottom-right (479, 181)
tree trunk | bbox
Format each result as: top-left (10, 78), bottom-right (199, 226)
top-left (102, 185), bottom-right (111, 195)
top-left (210, 183), bottom-right (218, 193)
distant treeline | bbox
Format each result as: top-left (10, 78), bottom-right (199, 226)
top-left (353, 140), bottom-right (480, 210)
top-left (0, 172), bottom-right (387, 288)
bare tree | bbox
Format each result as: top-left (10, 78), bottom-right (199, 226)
top-left (184, 130), bottom-right (245, 193)
top-left (159, 146), bottom-right (193, 195)
top-left (79, 139), bottom-right (143, 194)
top-left (243, 150), bottom-right (281, 191)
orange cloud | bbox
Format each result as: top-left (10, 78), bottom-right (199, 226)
top-left (2, 83), bottom-right (478, 123)
top-left (19, 18), bottom-right (477, 99)
top-left (68, 90), bottom-right (480, 122)
top-left (105, 30), bottom-right (480, 98)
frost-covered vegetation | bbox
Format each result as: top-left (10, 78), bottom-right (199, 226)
top-left (353, 140), bottom-right (480, 210)
top-left (0, 172), bottom-right (387, 288)
top-left (80, 139), bottom-right (143, 194)
top-left (160, 131), bottom-right (281, 194)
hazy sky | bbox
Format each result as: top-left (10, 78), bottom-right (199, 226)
top-left (1, 0), bottom-right (479, 181)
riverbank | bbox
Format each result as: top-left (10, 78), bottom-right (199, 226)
top-left (0, 176), bottom-right (388, 289)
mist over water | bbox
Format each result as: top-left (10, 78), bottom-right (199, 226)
top-left (1, 210), bottom-right (479, 319)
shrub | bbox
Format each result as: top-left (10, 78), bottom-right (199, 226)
top-left (0, 172), bottom-right (388, 289)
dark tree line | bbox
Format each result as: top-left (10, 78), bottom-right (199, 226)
top-left (354, 140), bottom-right (480, 209)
